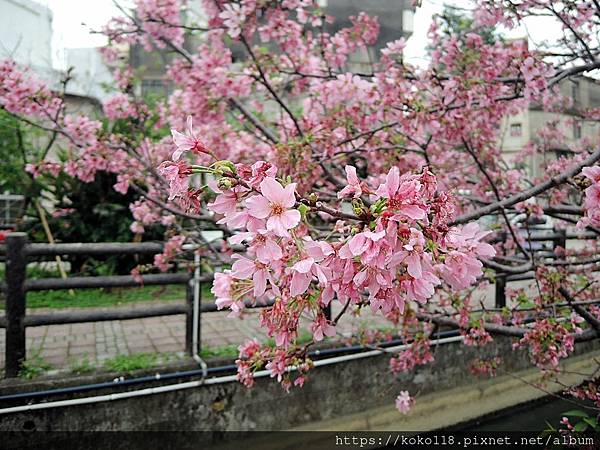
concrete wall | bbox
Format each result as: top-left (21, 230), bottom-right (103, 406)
top-left (1, 336), bottom-right (599, 448)
top-left (64, 48), bottom-right (115, 103)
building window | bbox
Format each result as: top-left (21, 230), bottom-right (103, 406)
top-left (572, 81), bottom-right (580, 106)
top-left (574, 121), bottom-right (582, 139)
top-left (510, 123), bottom-right (522, 137)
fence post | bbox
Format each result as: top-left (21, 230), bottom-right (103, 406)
top-left (554, 227), bottom-right (566, 252)
top-left (185, 276), bottom-right (193, 356)
top-left (495, 274), bottom-right (506, 309)
top-left (5, 232), bottom-right (27, 378)
top-left (185, 252), bottom-right (202, 357)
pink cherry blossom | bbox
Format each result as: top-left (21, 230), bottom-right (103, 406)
top-left (337, 165), bottom-right (364, 199)
top-left (245, 177), bottom-right (301, 237)
top-left (212, 271), bottom-right (235, 310)
top-left (395, 391), bottom-right (413, 414)
top-left (230, 254), bottom-right (279, 298)
top-left (289, 257), bottom-right (329, 297)
top-left (157, 160), bottom-right (192, 200)
top-left (310, 315), bottom-right (336, 342)
top-left (171, 115), bottom-right (212, 161)
top-left (6, 0), bottom-right (600, 415)
top-left (375, 167), bottom-right (427, 221)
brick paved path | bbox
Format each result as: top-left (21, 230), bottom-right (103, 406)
top-left (0, 301), bottom-right (390, 373)
top-left (0, 282), bottom-right (504, 374)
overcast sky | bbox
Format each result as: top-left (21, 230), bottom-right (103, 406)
top-left (42, 0), bottom-right (561, 69)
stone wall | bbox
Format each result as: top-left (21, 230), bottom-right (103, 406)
top-left (1, 337), bottom-right (599, 449)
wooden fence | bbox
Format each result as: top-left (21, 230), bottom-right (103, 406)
top-left (0, 233), bottom-right (274, 378)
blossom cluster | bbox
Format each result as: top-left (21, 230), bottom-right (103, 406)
top-left (578, 166), bottom-right (600, 228)
top-left (514, 319), bottom-right (575, 370)
top-left (0, 60), bottom-right (62, 118)
top-left (182, 129), bottom-right (497, 395)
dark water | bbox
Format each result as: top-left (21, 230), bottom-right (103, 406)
top-left (449, 396), bottom-right (580, 431)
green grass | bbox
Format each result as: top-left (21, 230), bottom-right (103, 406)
top-left (18, 355), bottom-right (53, 379)
top-left (0, 283), bottom-right (215, 310)
top-left (103, 352), bottom-right (188, 374)
top-left (199, 344), bottom-right (239, 359)
top-left (104, 353), bottom-right (159, 373)
top-left (69, 354), bottom-right (95, 375)
top-left (0, 262), bottom-right (216, 310)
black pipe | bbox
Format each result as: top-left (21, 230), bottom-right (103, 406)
top-left (0, 330), bottom-right (461, 404)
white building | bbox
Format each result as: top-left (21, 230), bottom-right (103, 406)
top-left (0, 0), bottom-right (114, 104)
top-left (0, 0), bottom-right (54, 76)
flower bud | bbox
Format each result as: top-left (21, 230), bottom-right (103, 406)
top-left (213, 160), bottom-right (237, 175)
top-left (298, 203), bottom-right (310, 220)
top-left (351, 198), bottom-right (367, 216)
top-left (217, 177), bottom-right (233, 190)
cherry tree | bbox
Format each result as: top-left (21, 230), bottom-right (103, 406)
top-left (3, 0), bottom-right (600, 431)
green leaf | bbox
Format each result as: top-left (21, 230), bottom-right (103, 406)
top-left (563, 409), bottom-right (589, 418)
top-left (518, 301), bottom-right (537, 310)
top-left (583, 417), bottom-right (598, 429)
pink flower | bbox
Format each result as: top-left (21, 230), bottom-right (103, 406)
top-left (219, 3), bottom-right (247, 38)
top-left (171, 115), bottom-right (211, 161)
top-left (231, 255), bottom-right (278, 297)
top-left (582, 166), bottom-right (600, 183)
top-left (375, 167), bottom-right (427, 221)
top-left (113, 174), bottom-right (131, 194)
top-left (212, 271), bottom-right (235, 310)
top-left (310, 315), bottom-right (336, 342)
top-left (237, 161), bottom-right (278, 188)
top-left (245, 177), bottom-right (301, 237)
top-left (238, 338), bottom-right (261, 359)
top-left (157, 160), bottom-right (192, 200)
top-left (400, 261), bottom-right (440, 304)
top-left (229, 230), bottom-right (283, 264)
top-left (446, 223), bottom-right (496, 258)
top-left (344, 229), bottom-right (386, 257)
top-left (395, 391), bottom-right (413, 414)
top-left (337, 165), bottom-right (363, 199)
top-left (289, 257), bottom-right (330, 297)
top-left (439, 251), bottom-right (484, 290)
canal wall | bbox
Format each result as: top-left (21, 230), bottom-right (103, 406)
top-left (1, 336), bottom-right (599, 448)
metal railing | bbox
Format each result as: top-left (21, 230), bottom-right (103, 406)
top-left (0, 233), bottom-right (273, 378)
top-left (493, 228), bottom-right (599, 307)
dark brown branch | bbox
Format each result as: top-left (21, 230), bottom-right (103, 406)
top-left (559, 287), bottom-right (600, 332)
top-left (452, 147), bottom-right (600, 225)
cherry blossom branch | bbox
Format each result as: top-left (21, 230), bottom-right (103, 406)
top-left (129, 183), bottom-right (212, 222)
top-left (418, 312), bottom-right (598, 342)
top-left (461, 137), bottom-right (531, 259)
top-left (558, 287), bottom-right (600, 332)
top-left (238, 35), bottom-right (304, 138)
top-left (452, 146), bottom-right (600, 225)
